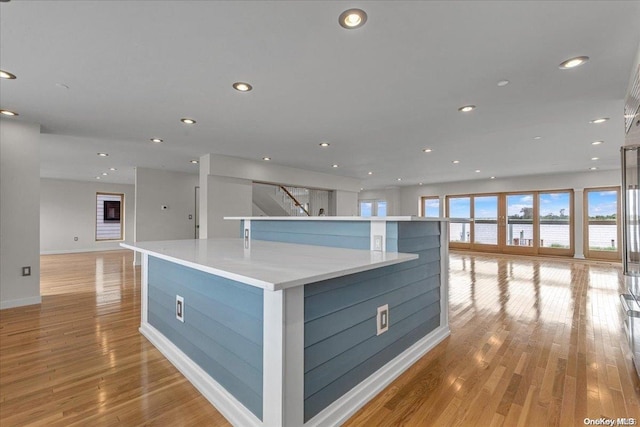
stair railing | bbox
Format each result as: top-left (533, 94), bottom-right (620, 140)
top-left (279, 186), bottom-right (311, 216)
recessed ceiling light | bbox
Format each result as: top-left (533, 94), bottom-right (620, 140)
top-left (397, 178), bottom-right (402, 181)
top-left (589, 117), bottom-right (609, 124)
top-left (533, 136), bottom-right (542, 140)
top-left (332, 164), bottom-right (339, 168)
top-left (592, 141), bottom-right (604, 145)
top-left (422, 148), bottom-right (432, 153)
top-left (591, 157), bottom-right (599, 161)
top-left (589, 167), bottom-right (598, 170)
top-left (109, 168), bottom-right (117, 171)
top-left (150, 138), bottom-right (163, 143)
top-left (97, 153), bottom-right (108, 157)
top-left (95, 176), bottom-right (101, 180)
top-left (490, 176), bottom-right (496, 180)
top-left (190, 159), bottom-right (199, 164)
top-left (559, 56), bottom-right (589, 69)
top-left (181, 118), bottom-right (196, 124)
top-left (339, 9), bottom-right (367, 29)
top-left (452, 160), bottom-right (460, 164)
top-left (475, 170), bottom-right (481, 173)
top-left (263, 157), bottom-right (271, 161)
top-left (458, 105), bottom-right (476, 113)
top-left (0, 70), bottom-right (16, 79)
top-left (233, 82), bottom-right (253, 92)
top-left (497, 80), bottom-right (510, 87)
top-left (102, 172), bottom-right (108, 176)
top-left (419, 182), bottom-right (423, 186)
top-left (0, 109), bottom-right (18, 116)
top-left (319, 142), bottom-right (330, 147)
top-left (368, 171), bottom-right (373, 175)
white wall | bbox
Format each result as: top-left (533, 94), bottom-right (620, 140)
top-left (40, 179), bottom-right (135, 254)
top-left (134, 168), bottom-right (198, 242)
top-left (206, 175), bottom-right (253, 238)
top-left (1, 120), bottom-right (41, 309)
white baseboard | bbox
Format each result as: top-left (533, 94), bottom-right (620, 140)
top-left (0, 296), bottom-right (42, 310)
top-left (40, 247), bottom-right (127, 255)
top-left (305, 325), bottom-right (451, 427)
top-left (139, 323), bottom-right (262, 427)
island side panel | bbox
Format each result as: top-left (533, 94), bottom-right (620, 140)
top-left (147, 256), bottom-right (265, 420)
top-left (302, 222), bottom-right (442, 421)
top-left (247, 220), bottom-right (370, 249)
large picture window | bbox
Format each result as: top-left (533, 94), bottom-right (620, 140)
top-left (584, 187), bottom-right (620, 260)
top-left (96, 193), bottom-right (124, 241)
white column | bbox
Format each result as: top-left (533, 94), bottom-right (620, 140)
top-left (141, 253), bottom-right (149, 324)
top-left (439, 196), bottom-right (446, 217)
top-left (263, 287), bottom-right (304, 426)
top-left (370, 220), bottom-right (387, 252)
top-left (574, 188), bottom-right (585, 259)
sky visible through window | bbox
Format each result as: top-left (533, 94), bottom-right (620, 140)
top-left (588, 191), bottom-right (617, 217)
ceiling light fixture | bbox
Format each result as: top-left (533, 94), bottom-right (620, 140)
top-left (559, 56), bottom-right (589, 69)
top-left (97, 153), bottom-right (108, 157)
top-left (0, 109), bottom-right (18, 116)
top-left (150, 138), bottom-right (163, 143)
top-left (332, 164), bottom-right (339, 168)
top-left (109, 168), bottom-right (117, 171)
top-left (102, 172), bottom-right (108, 176)
top-left (458, 105), bottom-right (476, 113)
top-left (0, 70), bottom-right (16, 79)
top-left (533, 136), bottom-right (542, 140)
top-left (497, 80), bottom-right (510, 87)
top-left (95, 176), bottom-right (101, 180)
top-left (339, 9), bottom-right (367, 29)
top-left (233, 82), bottom-right (253, 92)
top-left (397, 178), bottom-right (402, 181)
top-left (475, 170), bottom-right (481, 173)
top-left (263, 157), bottom-right (271, 161)
top-left (422, 148), bottom-right (432, 153)
top-left (419, 183), bottom-right (423, 186)
top-left (589, 117), bottom-right (609, 124)
top-left (452, 160), bottom-right (460, 164)
top-left (181, 118), bottom-right (196, 124)
top-left (190, 159), bottom-right (199, 164)
top-left (589, 167), bottom-right (598, 170)
top-left (490, 176), bottom-right (496, 180)
top-left (592, 141), bottom-right (604, 145)
top-left (319, 142), bottom-right (330, 147)
top-left (367, 171), bottom-right (373, 175)
top-left (591, 157), bottom-right (599, 161)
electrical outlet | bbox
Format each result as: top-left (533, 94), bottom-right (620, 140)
top-left (22, 266), bottom-right (31, 276)
top-left (176, 295), bottom-right (185, 322)
top-left (373, 235), bottom-right (383, 251)
top-left (376, 304), bottom-right (389, 335)
top-left (188, 214), bottom-right (193, 220)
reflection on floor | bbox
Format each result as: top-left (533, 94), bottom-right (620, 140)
top-left (1, 250), bottom-right (639, 426)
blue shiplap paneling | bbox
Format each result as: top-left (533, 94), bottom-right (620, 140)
top-left (148, 256), bottom-right (264, 420)
top-left (250, 220), bottom-right (370, 249)
top-left (303, 220), bottom-right (442, 422)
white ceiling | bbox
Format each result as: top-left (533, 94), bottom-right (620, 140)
top-left (1, 1), bottom-right (639, 188)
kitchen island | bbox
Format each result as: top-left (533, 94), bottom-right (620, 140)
top-left (122, 216), bottom-right (449, 427)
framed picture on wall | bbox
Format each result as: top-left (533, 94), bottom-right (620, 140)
top-left (104, 200), bottom-right (121, 222)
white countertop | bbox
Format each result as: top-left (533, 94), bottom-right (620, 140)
top-left (225, 216), bottom-right (449, 221)
top-left (121, 238), bottom-right (418, 291)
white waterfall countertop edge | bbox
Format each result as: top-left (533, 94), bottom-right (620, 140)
top-left (121, 238), bottom-right (418, 291)
top-left (225, 216), bottom-right (450, 221)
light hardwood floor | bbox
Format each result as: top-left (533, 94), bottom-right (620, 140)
top-left (1, 250), bottom-right (639, 426)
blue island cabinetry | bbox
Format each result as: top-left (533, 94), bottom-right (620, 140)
top-left (122, 216), bottom-right (449, 427)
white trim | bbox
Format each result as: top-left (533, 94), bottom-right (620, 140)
top-left (439, 222), bottom-right (450, 328)
top-left (0, 296), bottom-right (42, 310)
top-left (305, 325), bottom-right (450, 427)
top-left (139, 323), bottom-right (262, 427)
top-left (226, 216), bottom-right (450, 222)
top-left (141, 253), bottom-right (148, 324)
top-left (263, 290), bottom-right (284, 426)
top-left (40, 246), bottom-right (127, 255)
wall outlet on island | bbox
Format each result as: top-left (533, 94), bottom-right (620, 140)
top-left (176, 295), bottom-right (184, 322)
top-left (376, 304), bottom-right (389, 335)
top-left (373, 235), bottom-right (383, 251)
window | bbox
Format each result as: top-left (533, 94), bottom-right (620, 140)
top-left (96, 193), bottom-right (124, 241)
top-left (474, 195), bottom-right (498, 245)
top-left (585, 187), bottom-right (620, 260)
top-left (359, 200), bottom-right (387, 217)
top-left (447, 196), bottom-right (471, 243)
top-left (421, 196), bottom-right (440, 217)
top-left (539, 191), bottom-right (571, 249)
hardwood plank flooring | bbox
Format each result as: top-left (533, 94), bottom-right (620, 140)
top-left (1, 250), bottom-right (639, 426)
